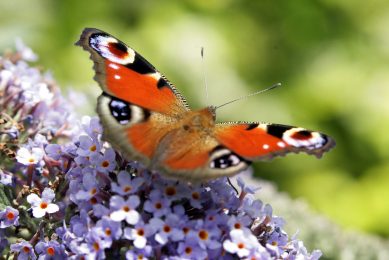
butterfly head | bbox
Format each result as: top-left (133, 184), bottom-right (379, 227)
top-left (208, 106), bottom-right (217, 120)
top-left (181, 107), bottom-right (216, 132)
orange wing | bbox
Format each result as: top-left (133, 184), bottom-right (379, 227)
top-left (76, 28), bottom-right (188, 116)
top-left (214, 122), bottom-right (335, 160)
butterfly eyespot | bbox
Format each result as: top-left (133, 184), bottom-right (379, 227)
top-left (209, 148), bottom-right (243, 169)
top-left (106, 95), bottom-right (150, 125)
top-left (283, 128), bottom-right (327, 149)
top-left (108, 41), bottom-right (128, 58)
top-left (109, 99), bottom-right (131, 125)
top-left (210, 153), bottom-right (241, 169)
top-left (290, 130), bottom-right (312, 140)
top-left (89, 33), bottom-right (135, 64)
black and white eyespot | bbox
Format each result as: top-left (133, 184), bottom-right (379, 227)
top-left (282, 127), bottom-right (327, 149)
top-left (209, 147), bottom-right (247, 170)
top-left (89, 33), bottom-right (135, 65)
top-left (109, 98), bottom-right (131, 124)
top-left (101, 94), bottom-right (150, 125)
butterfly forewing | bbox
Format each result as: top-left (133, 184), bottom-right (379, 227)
top-left (214, 122), bottom-right (335, 160)
top-left (76, 28), bottom-right (189, 116)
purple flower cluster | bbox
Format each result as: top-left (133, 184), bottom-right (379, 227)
top-left (0, 42), bottom-right (322, 259)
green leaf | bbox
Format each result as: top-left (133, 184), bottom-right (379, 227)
top-left (0, 183), bottom-right (12, 210)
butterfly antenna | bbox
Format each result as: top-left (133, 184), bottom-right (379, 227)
top-left (215, 82), bottom-right (282, 110)
top-left (201, 47), bottom-right (209, 105)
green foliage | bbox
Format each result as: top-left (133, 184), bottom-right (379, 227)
top-left (1, 0), bottom-right (388, 250)
top-left (0, 184), bottom-right (11, 210)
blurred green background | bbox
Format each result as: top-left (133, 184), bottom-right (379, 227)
top-left (2, 0), bottom-right (389, 241)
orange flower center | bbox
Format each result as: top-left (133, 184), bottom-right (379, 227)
top-left (234, 223), bottom-right (241, 229)
top-left (183, 227), bottom-right (190, 234)
top-left (165, 186), bottom-right (176, 196)
top-left (123, 206), bottom-right (130, 212)
top-left (6, 212), bottom-right (15, 220)
top-left (22, 246), bottom-right (30, 253)
top-left (192, 192), bottom-right (200, 200)
top-left (198, 230), bottom-right (208, 240)
top-left (101, 160), bottom-right (109, 168)
top-left (93, 242), bottom-right (100, 251)
top-left (163, 225), bottom-right (171, 233)
top-left (105, 228), bottom-right (112, 236)
top-left (154, 202), bottom-right (162, 209)
top-left (40, 202), bottom-right (48, 209)
top-left (90, 188), bottom-right (97, 195)
top-left (46, 247), bottom-right (55, 256)
top-left (123, 186), bottom-right (132, 192)
top-left (185, 246), bottom-right (192, 254)
top-left (237, 243), bottom-right (245, 249)
top-left (137, 228), bottom-right (145, 236)
top-left (89, 145), bottom-right (96, 152)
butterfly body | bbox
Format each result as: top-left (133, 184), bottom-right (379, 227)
top-left (77, 28), bottom-right (335, 181)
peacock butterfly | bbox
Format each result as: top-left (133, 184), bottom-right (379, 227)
top-left (76, 28), bottom-right (335, 181)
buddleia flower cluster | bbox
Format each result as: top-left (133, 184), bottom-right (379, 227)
top-left (0, 42), bottom-right (322, 259)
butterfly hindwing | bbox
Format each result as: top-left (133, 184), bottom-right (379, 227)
top-left (158, 144), bottom-right (251, 182)
top-left (97, 93), bottom-right (181, 166)
top-left (76, 28), bottom-right (188, 116)
top-left (214, 122), bottom-right (335, 161)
